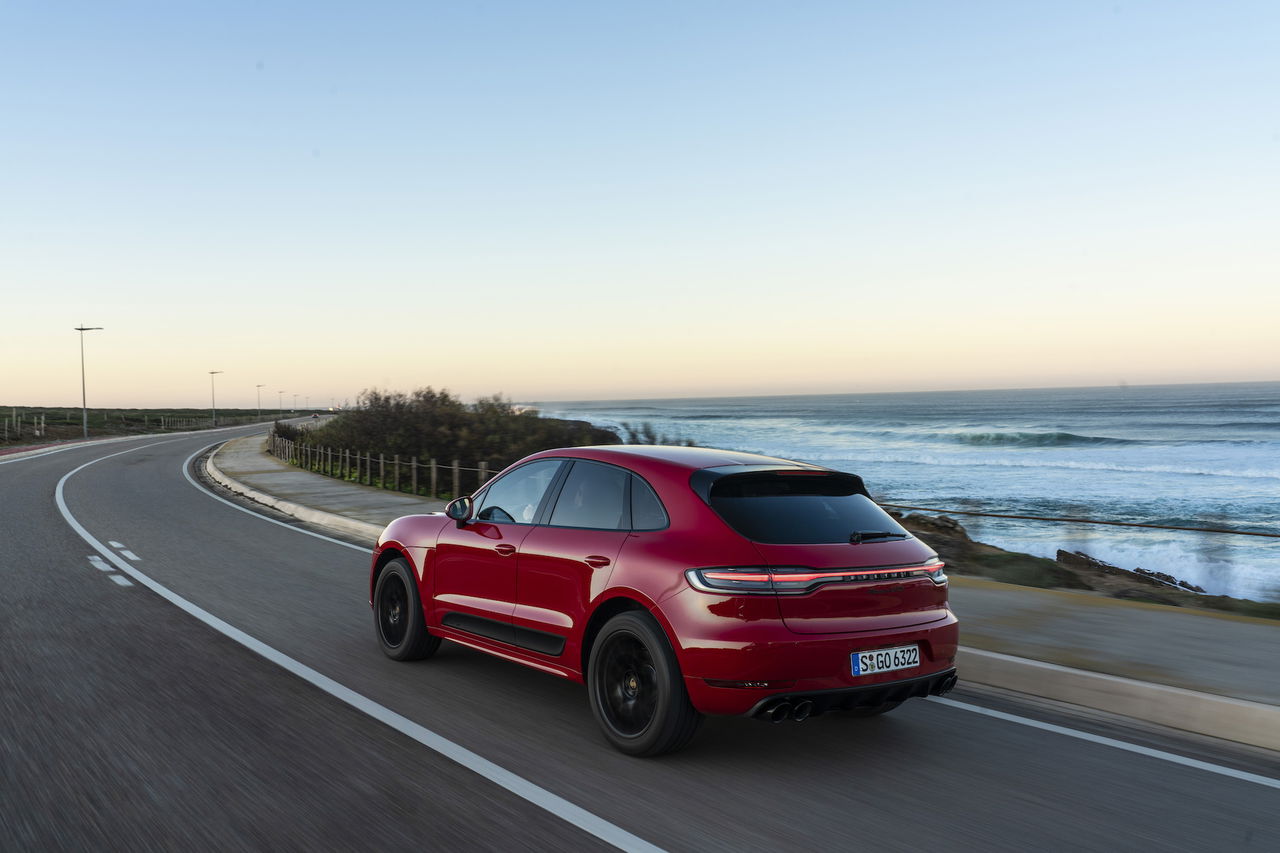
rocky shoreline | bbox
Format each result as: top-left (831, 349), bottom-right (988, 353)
top-left (894, 512), bottom-right (1279, 620)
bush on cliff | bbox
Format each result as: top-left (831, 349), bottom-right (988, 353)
top-left (294, 388), bottom-right (619, 470)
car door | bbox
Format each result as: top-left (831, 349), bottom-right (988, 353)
top-left (431, 459), bottom-right (565, 644)
top-left (514, 460), bottom-right (633, 658)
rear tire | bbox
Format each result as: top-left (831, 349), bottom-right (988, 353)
top-left (587, 612), bottom-right (701, 757)
top-left (374, 558), bottom-right (440, 661)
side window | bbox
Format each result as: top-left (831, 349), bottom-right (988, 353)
top-left (548, 461), bottom-right (630, 530)
top-left (475, 460), bottom-right (562, 524)
top-left (630, 476), bottom-right (669, 530)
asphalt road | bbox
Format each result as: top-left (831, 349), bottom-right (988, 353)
top-left (3, 428), bottom-right (1278, 851)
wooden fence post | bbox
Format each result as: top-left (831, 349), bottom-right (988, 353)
top-left (411, 456), bottom-right (418, 495)
top-left (430, 459), bottom-right (438, 498)
top-left (478, 461), bottom-right (488, 491)
top-left (393, 454), bottom-right (400, 492)
top-left (452, 460), bottom-right (460, 498)
top-left (379, 453), bottom-right (386, 489)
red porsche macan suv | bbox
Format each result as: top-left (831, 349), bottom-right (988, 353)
top-left (370, 445), bottom-right (958, 756)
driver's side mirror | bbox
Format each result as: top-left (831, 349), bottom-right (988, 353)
top-left (445, 496), bottom-right (474, 527)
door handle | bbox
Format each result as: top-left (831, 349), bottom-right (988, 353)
top-left (584, 555), bottom-right (611, 568)
top-left (494, 544), bottom-right (517, 556)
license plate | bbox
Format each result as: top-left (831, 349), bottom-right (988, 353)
top-left (852, 644), bottom-right (919, 676)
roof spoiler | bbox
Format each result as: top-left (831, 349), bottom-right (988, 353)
top-left (689, 465), bottom-right (870, 503)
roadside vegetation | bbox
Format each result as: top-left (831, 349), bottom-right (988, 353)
top-left (618, 421), bottom-right (696, 446)
top-left (281, 388), bottom-right (621, 471)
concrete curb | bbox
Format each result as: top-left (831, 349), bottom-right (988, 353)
top-left (957, 647), bottom-right (1280, 751)
top-left (205, 443), bottom-right (383, 545)
top-left (204, 439), bottom-right (1280, 752)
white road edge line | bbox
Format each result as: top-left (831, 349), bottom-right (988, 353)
top-left (54, 441), bottom-right (664, 853)
top-left (929, 696), bottom-right (1280, 790)
top-left (181, 442), bottom-right (1280, 795)
top-left (182, 442), bottom-right (371, 553)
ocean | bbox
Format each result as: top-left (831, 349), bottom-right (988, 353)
top-left (539, 382), bottom-right (1280, 602)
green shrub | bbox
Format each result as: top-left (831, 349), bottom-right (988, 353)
top-left (296, 388), bottom-right (619, 470)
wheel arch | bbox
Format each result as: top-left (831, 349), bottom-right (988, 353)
top-left (581, 592), bottom-right (678, 676)
top-left (370, 544), bottom-right (411, 605)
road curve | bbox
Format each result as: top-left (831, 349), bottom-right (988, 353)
top-left (3, 428), bottom-right (1278, 851)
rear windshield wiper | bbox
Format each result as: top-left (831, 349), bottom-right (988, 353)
top-left (849, 531), bottom-right (909, 544)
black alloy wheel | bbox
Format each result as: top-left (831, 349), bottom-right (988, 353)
top-left (587, 611), bottom-right (701, 757)
top-left (373, 558), bottom-right (440, 661)
top-left (597, 632), bottom-right (659, 736)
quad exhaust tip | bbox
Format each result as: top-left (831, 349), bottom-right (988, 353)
top-left (758, 699), bottom-right (814, 722)
top-left (755, 670), bottom-right (957, 722)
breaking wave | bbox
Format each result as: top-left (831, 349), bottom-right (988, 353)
top-left (946, 431), bottom-right (1144, 447)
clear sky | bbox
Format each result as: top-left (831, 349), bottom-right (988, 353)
top-left (2, 1), bottom-right (1277, 409)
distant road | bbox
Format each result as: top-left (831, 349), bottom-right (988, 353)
top-left (2, 427), bottom-right (1277, 851)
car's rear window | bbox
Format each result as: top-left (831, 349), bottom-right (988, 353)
top-left (708, 472), bottom-right (906, 544)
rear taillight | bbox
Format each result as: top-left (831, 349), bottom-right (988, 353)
top-left (686, 568), bottom-right (774, 593)
top-left (686, 561), bottom-right (946, 595)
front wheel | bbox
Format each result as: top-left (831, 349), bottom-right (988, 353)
top-left (374, 558), bottom-right (440, 661)
top-left (587, 612), bottom-right (701, 757)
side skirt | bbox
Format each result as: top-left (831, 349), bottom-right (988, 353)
top-left (441, 612), bottom-right (568, 657)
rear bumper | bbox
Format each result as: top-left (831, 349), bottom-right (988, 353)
top-left (664, 587), bottom-right (960, 715)
top-left (747, 667), bottom-right (957, 719)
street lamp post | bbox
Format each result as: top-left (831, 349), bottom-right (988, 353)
top-left (292, 393), bottom-right (298, 413)
top-left (209, 371), bottom-right (223, 427)
top-left (256, 384), bottom-right (265, 420)
top-left (74, 325), bottom-right (103, 439)
top-left (278, 391), bottom-right (284, 417)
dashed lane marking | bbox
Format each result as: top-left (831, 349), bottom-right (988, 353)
top-left (109, 575), bottom-right (134, 587)
top-left (108, 541), bottom-right (141, 560)
top-left (88, 555), bottom-right (114, 572)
